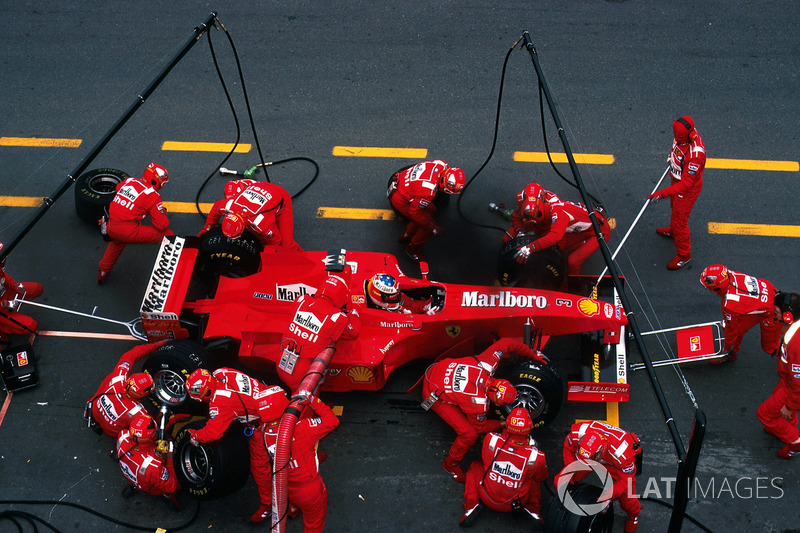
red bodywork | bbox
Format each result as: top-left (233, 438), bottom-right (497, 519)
top-left (140, 237), bottom-right (628, 393)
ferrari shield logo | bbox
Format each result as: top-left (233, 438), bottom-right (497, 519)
top-left (446, 325), bottom-right (461, 339)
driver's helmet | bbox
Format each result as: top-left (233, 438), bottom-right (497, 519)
top-left (224, 179), bottom-right (256, 199)
top-left (129, 412), bottom-right (157, 443)
top-left (125, 372), bottom-right (154, 400)
top-left (221, 213), bottom-right (246, 239)
top-left (506, 407), bottom-right (533, 435)
top-left (485, 377), bottom-right (517, 405)
top-left (700, 264), bottom-right (731, 294)
top-left (577, 432), bottom-right (607, 463)
top-left (143, 163), bottom-right (169, 190)
top-left (185, 368), bottom-right (216, 402)
top-left (439, 167), bottom-right (465, 194)
top-left (319, 274), bottom-right (350, 309)
top-left (367, 273), bottom-right (402, 311)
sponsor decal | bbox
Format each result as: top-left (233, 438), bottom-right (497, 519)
top-left (461, 290), bottom-right (547, 309)
top-left (253, 292), bottom-right (273, 300)
top-left (346, 365), bottom-right (375, 383)
top-left (446, 325), bottom-right (461, 339)
top-left (141, 237), bottom-right (185, 313)
top-left (276, 283), bottom-right (316, 302)
top-left (380, 321), bottom-right (414, 328)
top-left (592, 353), bottom-right (601, 382)
top-left (491, 461), bottom-right (523, 481)
top-left (578, 298), bottom-right (600, 317)
top-left (351, 294), bottom-right (365, 304)
top-left (690, 335), bottom-right (701, 352)
top-left (603, 303), bottom-right (613, 318)
top-left (556, 298), bottom-right (573, 307)
top-left (15, 350), bottom-right (28, 366)
top-left (379, 340), bottom-right (395, 355)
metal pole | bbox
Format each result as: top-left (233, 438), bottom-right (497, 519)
top-left (521, 31), bottom-right (685, 457)
top-left (0, 12), bottom-right (219, 260)
top-left (668, 409), bottom-right (706, 532)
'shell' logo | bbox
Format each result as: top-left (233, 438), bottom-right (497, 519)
top-left (690, 336), bottom-right (701, 352)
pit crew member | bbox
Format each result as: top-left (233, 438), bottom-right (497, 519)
top-left (263, 393), bottom-right (340, 532)
top-left (757, 292), bottom-right (800, 458)
top-left (185, 367), bottom-right (289, 523)
top-left (700, 264), bottom-right (782, 364)
top-left (387, 159), bottom-right (465, 262)
top-left (197, 179), bottom-right (256, 236)
top-left (648, 116), bottom-right (706, 270)
top-left (459, 408), bottom-right (548, 528)
top-left (0, 241), bottom-right (43, 342)
top-left (510, 183), bottom-right (611, 276)
top-left (421, 338), bottom-right (548, 483)
top-left (556, 421), bottom-right (642, 533)
top-left (116, 412), bottom-right (181, 510)
top-left (366, 273), bottom-right (441, 314)
top-left (85, 341), bottom-right (166, 437)
top-left (218, 180), bottom-right (302, 250)
top-left (98, 163), bottom-right (174, 284)
top-left (278, 272), bottom-right (360, 391)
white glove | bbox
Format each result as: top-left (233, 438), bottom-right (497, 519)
top-left (514, 245), bottom-right (532, 264)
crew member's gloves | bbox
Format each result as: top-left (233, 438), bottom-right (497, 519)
top-left (514, 245), bottom-right (532, 264)
top-left (291, 393), bottom-right (313, 407)
top-left (188, 430), bottom-right (200, 447)
top-left (647, 190), bottom-right (668, 202)
top-left (243, 165), bottom-right (259, 179)
top-left (198, 226), bottom-right (212, 237)
top-left (156, 439), bottom-right (174, 455)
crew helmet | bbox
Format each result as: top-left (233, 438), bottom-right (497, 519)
top-left (185, 368), bottom-right (216, 402)
top-left (577, 432), bottom-right (607, 463)
top-left (319, 274), bottom-right (350, 309)
top-left (700, 264), bottom-right (731, 293)
top-left (143, 163), bottom-right (169, 190)
top-left (129, 412), bottom-right (157, 443)
top-left (221, 213), bottom-right (246, 239)
top-left (506, 407), bottom-right (533, 435)
top-left (125, 372), bottom-right (154, 400)
top-left (485, 377), bottom-right (517, 405)
top-left (439, 167), bottom-right (465, 194)
top-left (672, 116), bottom-right (695, 144)
top-left (367, 273), bottom-right (401, 310)
top-left (224, 179), bottom-right (256, 199)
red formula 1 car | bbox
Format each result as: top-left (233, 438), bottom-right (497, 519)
top-left (135, 229), bottom-right (629, 500)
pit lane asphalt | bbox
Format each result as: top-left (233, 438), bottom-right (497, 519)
top-left (2, 3), bottom-right (800, 532)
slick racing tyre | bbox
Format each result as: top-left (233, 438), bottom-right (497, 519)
top-left (494, 358), bottom-right (564, 429)
top-left (498, 235), bottom-right (566, 290)
top-left (142, 339), bottom-right (210, 415)
top-left (173, 419), bottom-right (251, 500)
top-left (543, 483), bottom-right (615, 533)
top-left (74, 168), bottom-right (128, 225)
top-left (198, 225), bottom-right (263, 278)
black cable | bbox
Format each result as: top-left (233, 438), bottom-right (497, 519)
top-left (0, 498), bottom-right (200, 532)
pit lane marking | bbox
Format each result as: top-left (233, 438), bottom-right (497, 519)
top-left (316, 207), bottom-right (398, 220)
top-left (332, 146), bottom-right (428, 158)
top-left (37, 330), bottom-right (140, 341)
top-left (0, 392), bottom-right (12, 428)
top-left (575, 401), bottom-right (619, 427)
top-left (161, 141), bottom-right (252, 153)
top-left (0, 137), bottom-right (82, 148)
top-left (708, 222), bottom-right (800, 237)
top-left (514, 152), bottom-right (615, 165)
top-left (706, 158), bottom-right (799, 172)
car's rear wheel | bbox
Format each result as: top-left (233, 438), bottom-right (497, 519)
top-left (543, 483), bottom-right (616, 533)
top-left (142, 339), bottom-right (209, 414)
top-left (495, 358), bottom-right (564, 429)
top-left (498, 234), bottom-right (566, 290)
top-left (198, 225), bottom-right (263, 278)
top-left (74, 168), bottom-right (128, 225)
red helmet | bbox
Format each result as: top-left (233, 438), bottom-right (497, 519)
top-left (143, 163), bottom-right (169, 190)
top-left (260, 386), bottom-right (291, 423)
top-left (439, 167), bottom-right (465, 194)
top-left (516, 183), bottom-right (544, 210)
top-left (672, 116), bottom-right (694, 144)
top-left (577, 432), bottom-right (607, 463)
top-left (319, 274), bottom-right (350, 309)
top-left (129, 412), bottom-right (157, 443)
top-left (367, 273), bottom-right (401, 310)
top-left (506, 407), bottom-right (533, 435)
top-left (222, 213), bottom-right (246, 239)
top-left (125, 372), bottom-right (154, 400)
top-left (185, 368), bottom-right (216, 402)
top-left (700, 264), bottom-right (731, 293)
top-left (485, 377), bottom-right (517, 405)
top-left (224, 179), bottom-right (256, 199)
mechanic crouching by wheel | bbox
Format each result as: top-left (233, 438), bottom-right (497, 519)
top-left (421, 338), bottom-right (549, 483)
top-left (509, 182), bottom-right (610, 277)
top-left (278, 272), bottom-right (360, 391)
top-left (184, 367), bottom-right (289, 524)
top-left (387, 159), bottom-right (465, 262)
top-left (459, 407), bottom-right (548, 528)
top-left (0, 241), bottom-right (43, 342)
top-left (84, 341), bottom-right (166, 437)
top-left (97, 163), bottom-right (174, 285)
top-left (555, 421), bottom-right (642, 533)
top-left (197, 178), bottom-right (256, 236)
top-left (115, 412), bottom-right (181, 510)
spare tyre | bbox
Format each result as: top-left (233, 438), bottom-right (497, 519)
top-left (543, 483), bottom-right (615, 533)
top-left (74, 168), bottom-right (128, 225)
top-left (498, 235), bottom-right (566, 290)
top-left (173, 419), bottom-right (251, 500)
top-left (494, 358), bottom-right (564, 429)
top-left (198, 225), bottom-right (263, 279)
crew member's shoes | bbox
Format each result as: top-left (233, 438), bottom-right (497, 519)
top-left (442, 457), bottom-right (466, 483)
top-left (398, 232), bottom-right (411, 244)
top-left (777, 441), bottom-right (800, 459)
top-left (656, 227), bottom-right (673, 238)
top-left (624, 514), bottom-right (639, 533)
top-left (666, 255), bottom-right (691, 270)
top-left (162, 493), bottom-right (181, 512)
top-left (250, 504), bottom-right (272, 523)
top-left (121, 483), bottom-right (137, 499)
top-left (710, 349), bottom-right (737, 365)
top-left (97, 269), bottom-right (109, 285)
top-left (459, 502), bottom-right (483, 527)
top-left (405, 245), bottom-right (424, 263)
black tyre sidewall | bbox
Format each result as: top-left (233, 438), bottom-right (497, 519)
top-left (498, 235), bottom-right (566, 290)
top-left (74, 168), bottom-right (128, 225)
top-left (543, 483), bottom-right (615, 533)
top-left (199, 225), bottom-right (263, 278)
top-left (494, 358), bottom-right (564, 429)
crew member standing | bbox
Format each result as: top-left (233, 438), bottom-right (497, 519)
top-left (648, 116), bottom-right (706, 270)
top-left (421, 338), bottom-right (548, 483)
top-left (98, 163), bottom-right (173, 284)
top-left (758, 292), bottom-right (800, 459)
top-left (0, 241), bottom-right (43, 342)
top-left (459, 408), bottom-right (548, 528)
top-left (387, 159), bottom-right (465, 262)
top-left (556, 421), bottom-right (642, 533)
top-left (700, 264), bottom-right (782, 364)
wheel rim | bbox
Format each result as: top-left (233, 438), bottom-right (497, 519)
top-left (88, 173), bottom-right (123, 195)
top-left (511, 382), bottom-right (546, 419)
top-left (151, 369), bottom-right (189, 407)
top-left (179, 442), bottom-right (211, 484)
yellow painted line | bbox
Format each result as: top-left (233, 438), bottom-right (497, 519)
top-left (0, 196), bottom-right (45, 207)
top-left (163, 201), bottom-right (214, 213)
top-left (316, 207), bottom-right (398, 220)
top-left (709, 222), bottom-right (800, 237)
top-left (332, 146), bottom-right (428, 158)
top-left (575, 402), bottom-right (619, 427)
top-left (706, 158), bottom-right (798, 172)
top-left (161, 141), bottom-right (251, 153)
top-left (514, 152), bottom-right (615, 165)
top-left (0, 136), bottom-right (82, 148)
